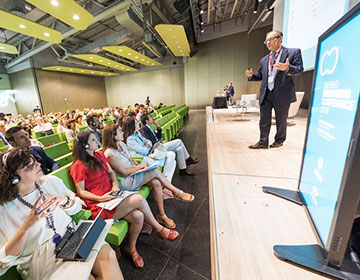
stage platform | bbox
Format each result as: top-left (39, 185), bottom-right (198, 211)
top-left (206, 106), bottom-right (331, 280)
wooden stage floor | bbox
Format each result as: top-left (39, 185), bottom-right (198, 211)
top-left (206, 106), bottom-right (331, 280)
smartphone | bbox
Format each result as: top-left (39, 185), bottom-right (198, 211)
top-left (110, 190), bottom-right (124, 197)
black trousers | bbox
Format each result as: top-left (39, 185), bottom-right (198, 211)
top-left (259, 89), bottom-right (290, 146)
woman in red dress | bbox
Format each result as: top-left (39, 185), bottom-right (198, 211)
top-left (70, 130), bottom-right (179, 268)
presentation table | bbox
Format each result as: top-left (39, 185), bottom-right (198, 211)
top-left (212, 96), bottom-right (228, 109)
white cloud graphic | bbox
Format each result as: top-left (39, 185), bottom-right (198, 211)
top-left (319, 46), bottom-right (339, 76)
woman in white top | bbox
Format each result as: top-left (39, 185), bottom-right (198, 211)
top-left (103, 124), bottom-right (195, 229)
top-left (0, 148), bottom-right (123, 280)
top-left (56, 117), bottom-right (67, 134)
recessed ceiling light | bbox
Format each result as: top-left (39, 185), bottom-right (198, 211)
top-left (44, 32), bottom-right (50, 37)
top-left (115, 65), bottom-right (119, 67)
top-left (70, 69), bottom-right (73, 71)
top-left (135, 56), bottom-right (138, 59)
top-left (51, 0), bottom-right (59, 7)
top-left (127, 53), bottom-right (131, 55)
top-left (200, 10), bottom-right (204, 14)
top-left (107, 62), bottom-right (111, 65)
top-left (100, 72), bottom-right (103, 74)
top-left (99, 60), bottom-right (103, 62)
top-left (89, 57), bottom-right (93, 59)
top-left (73, 14), bottom-right (80, 20)
top-left (121, 67), bottom-right (124, 69)
top-left (126, 69), bottom-right (129, 71)
top-left (146, 61), bottom-right (150, 63)
top-left (108, 73), bottom-right (111, 75)
top-left (151, 63), bottom-right (154, 65)
top-left (0, 47), bottom-right (5, 49)
top-left (81, 70), bottom-right (84, 72)
top-left (141, 59), bottom-right (144, 61)
top-left (119, 49), bottom-right (123, 52)
top-left (91, 71), bottom-right (94, 73)
top-left (56, 67), bottom-right (60, 70)
top-left (19, 24), bottom-right (26, 29)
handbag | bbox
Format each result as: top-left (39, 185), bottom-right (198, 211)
top-left (149, 143), bottom-right (168, 160)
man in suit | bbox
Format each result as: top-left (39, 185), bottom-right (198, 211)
top-left (245, 30), bottom-right (303, 149)
top-left (0, 121), bottom-right (8, 146)
top-left (140, 113), bottom-right (199, 176)
top-left (86, 114), bottom-right (103, 148)
top-left (5, 126), bottom-right (59, 174)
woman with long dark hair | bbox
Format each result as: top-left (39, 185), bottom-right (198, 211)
top-left (0, 148), bottom-right (123, 279)
top-left (103, 124), bottom-right (194, 229)
top-left (70, 130), bottom-right (179, 268)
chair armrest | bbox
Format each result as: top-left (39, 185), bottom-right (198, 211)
top-left (71, 209), bottom-right (92, 225)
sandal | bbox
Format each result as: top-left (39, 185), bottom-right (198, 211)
top-left (124, 247), bottom-right (144, 268)
top-left (174, 190), bottom-right (195, 203)
top-left (155, 213), bottom-right (176, 229)
top-left (156, 226), bottom-right (179, 241)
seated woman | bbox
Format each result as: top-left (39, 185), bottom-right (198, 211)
top-left (65, 119), bottom-right (78, 143)
top-left (56, 117), bottom-right (67, 134)
top-left (103, 124), bottom-right (195, 229)
top-left (122, 117), bottom-right (177, 183)
top-left (70, 130), bottom-right (179, 268)
top-left (0, 148), bottom-right (123, 280)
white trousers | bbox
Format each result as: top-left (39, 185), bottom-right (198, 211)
top-left (163, 139), bottom-right (190, 169)
top-left (142, 151), bottom-right (176, 182)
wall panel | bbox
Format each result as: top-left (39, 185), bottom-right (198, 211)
top-left (35, 69), bottom-right (107, 113)
top-left (105, 67), bottom-right (184, 108)
top-left (9, 69), bottom-right (41, 116)
top-left (184, 26), bottom-right (271, 109)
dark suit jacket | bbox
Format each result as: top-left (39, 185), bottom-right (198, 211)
top-left (248, 47), bottom-right (304, 105)
top-left (140, 125), bottom-right (162, 146)
top-left (29, 146), bottom-right (60, 175)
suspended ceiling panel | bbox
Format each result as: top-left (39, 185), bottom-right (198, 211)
top-left (103, 46), bottom-right (162, 66)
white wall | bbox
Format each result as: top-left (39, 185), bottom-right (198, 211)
top-left (105, 66), bottom-right (185, 107)
top-left (0, 74), bottom-right (18, 116)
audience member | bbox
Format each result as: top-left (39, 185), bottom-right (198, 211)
top-left (86, 114), bottom-right (103, 147)
top-left (33, 117), bottom-right (54, 136)
top-left (70, 130), bottom-right (180, 268)
top-left (0, 148), bottom-right (123, 279)
top-left (122, 118), bottom-right (177, 182)
top-left (103, 124), bottom-right (194, 227)
top-left (140, 113), bottom-right (199, 176)
top-left (0, 120), bottom-right (8, 145)
top-left (5, 127), bottom-right (59, 174)
top-left (65, 119), bottom-right (78, 143)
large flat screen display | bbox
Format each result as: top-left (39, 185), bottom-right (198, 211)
top-left (298, 10), bottom-right (360, 246)
top-left (283, 0), bottom-right (349, 70)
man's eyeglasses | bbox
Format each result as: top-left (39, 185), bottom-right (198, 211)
top-left (264, 36), bottom-right (280, 44)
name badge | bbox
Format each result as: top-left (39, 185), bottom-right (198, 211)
top-left (268, 76), bottom-right (274, 83)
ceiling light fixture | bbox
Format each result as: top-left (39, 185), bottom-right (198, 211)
top-left (19, 24), bottom-right (26, 29)
top-left (44, 32), bottom-right (50, 37)
top-left (51, 0), bottom-right (59, 7)
top-left (200, 10), bottom-right (204, 14)
top-left (73, 14), bottom-right (80, 20)
top-left (0, 47), bottom-right (4, 49)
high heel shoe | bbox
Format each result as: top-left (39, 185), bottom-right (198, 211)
top-left (124, 247), bottom-right (144, 268)
top-left (156, 226), bottom-right (179, 241)
top-left (155, 213), bottom-right (176, 229)
top-left (174, 190), bottom-right (195, 203)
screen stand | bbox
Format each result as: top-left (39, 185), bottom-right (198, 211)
top-left (274, 244), bottom-right (360, 280)
top-left (262, 186), bottom-right (304, 205)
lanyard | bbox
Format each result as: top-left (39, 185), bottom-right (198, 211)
top-left (269, 46), bottom-right (283, 70)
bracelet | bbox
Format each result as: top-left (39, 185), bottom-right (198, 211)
top-left (61, 195), bottom-right (71, 208)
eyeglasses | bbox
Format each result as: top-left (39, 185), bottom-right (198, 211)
top-left (264, 36), bottom-right (280, 44)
